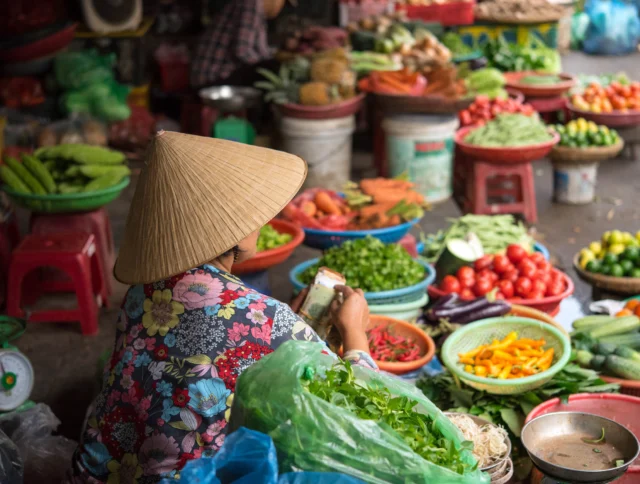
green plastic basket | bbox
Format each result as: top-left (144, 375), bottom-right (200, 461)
top-left (441, 317), bottom-right (571, 395)
top-left (2, 177), bottom-right (130, 213)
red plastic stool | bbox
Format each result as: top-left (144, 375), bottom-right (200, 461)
top-left (6, 233), bottom-right (105, 335)
top-left (456, 152), bottom-right (538, 223)
top-left (527, 96), bottom-right (567, 124)
top-left (30, 208), bottom-right (114, 304)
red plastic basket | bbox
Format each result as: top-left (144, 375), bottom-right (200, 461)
top-left (395, 1), bottom-right (475, 26)
top-left (428, 270), bottom-right (574, 316)
top-left (567, 105), bottom-right (640, 128)
top-left (231, 219), bottom-right (304, 275)
top-left (455, 126), bottom-right (559, 164)
top-left (0, 22), bottom-right (76, 63)
top-left (526, 393), bottom-right (640, 482)
top-left (504, 72), bottom-right (576, 99)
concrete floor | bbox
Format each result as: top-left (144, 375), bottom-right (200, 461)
top-left (15, 51), bottom-right (640, 442)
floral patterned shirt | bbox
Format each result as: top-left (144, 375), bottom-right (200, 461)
top-left (68, 264), bottom-right (376, 483)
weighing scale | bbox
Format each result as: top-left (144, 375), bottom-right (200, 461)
top-left (0, 317), bottom-right (34, 413)
top-left (198, 86), bottom-right (262, 145)
top-left (522, 412), bottom-right (640, 484)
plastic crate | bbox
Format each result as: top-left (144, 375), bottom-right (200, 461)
top-left (395, 1), bottom-right (475, 27)
top-left (456, 21), bottom-right (559, 49)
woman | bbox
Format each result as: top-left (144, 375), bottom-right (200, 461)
top-left (68, 131), bottom-right (375, 483)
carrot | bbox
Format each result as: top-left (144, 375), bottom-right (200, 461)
top-left (314, 191), bottom-right (342, 215)
top-left (357, 202), bottom-right (396, 219)
top-left (301, 201), bottom-right (317, 217)
top-left (616, 309), bottom-right (633, 317)
top-left (423, 80), bottom-right (448, 95)
top-left (371, 190), bottom-right (424, 206)
top-left (388, 214), bottom-right (401, 226)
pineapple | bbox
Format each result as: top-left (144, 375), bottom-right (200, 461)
top-left (299, 82), bottom-right (341, 106)
top-left (255, 64), bottom-right (302, 104)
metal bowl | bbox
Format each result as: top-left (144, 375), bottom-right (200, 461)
top-left (444, 412), bottom-right (511, 472)
top-left (198, 86), bottom-right (262, 112)
top-left (522, 412), bottom-right (640, 483)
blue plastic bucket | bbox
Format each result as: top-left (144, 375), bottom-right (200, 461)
top-left (303, 218), bottom-right (420, 250)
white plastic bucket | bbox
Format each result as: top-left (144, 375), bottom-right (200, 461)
top-left (383, 115), bottom-right (459, 204)
top-left (553, 162), bottom-right (598, 204)
top-left (280, 115), bottom-right (356, 191)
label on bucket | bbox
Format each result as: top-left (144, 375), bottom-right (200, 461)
top-left (553, 164), bottom-right (597, 204)
top-left (387, 136), bottom-right (454, 203)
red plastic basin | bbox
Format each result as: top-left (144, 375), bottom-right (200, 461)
top-left (526, 393), bottom-right (640, 482)
top-left (504, 72), bottom-right (576, 98)
top-left (428, 270), bottom-right (574, 316)
top-left (455, 126), bottom-right (559, 164)
top-left (231, 219), bottom-right (304, 275)
top-left (567, 105), bottom-right (640, 128)
top-left (276, 93), bottom-right (365, 120)
top-left (0, 22), bottom-right (76, 63)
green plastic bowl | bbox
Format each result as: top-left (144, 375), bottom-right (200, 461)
top-left (2, 177), bottom-right (130, 213)
top-left (368, 293), bottom-right (429, 323)
top-left (441, 317), bottom-right (571, 395)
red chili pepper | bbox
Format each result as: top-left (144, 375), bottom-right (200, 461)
top-left (366, 325), bottom-right (421, 363)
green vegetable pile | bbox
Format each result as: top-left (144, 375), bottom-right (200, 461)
top-left (520, 75), bottom-right (563, 85)
top-left (257, 224), bottom-right (293, 252)
top-left (299, 236), bottom-right (425, 292)
top-left (441, 32), bottom-right (475, 57)
top-left (464, 113), bottom-right (552, 147)
top-left (421, 214), bottom-right (532, 262)
top-left (465, 68), bottom-right (507, 99)
top-left (418, 364), bottom-right (618, 478)
top-left (0, 144), bottom-right (129, 195)
top-left (305, 361), bottom-right (476, 475)
top-left (484, 34), bottom-right (561, 73)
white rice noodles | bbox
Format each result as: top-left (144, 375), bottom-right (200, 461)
top-left (448, 414), bottom-right (509, 468)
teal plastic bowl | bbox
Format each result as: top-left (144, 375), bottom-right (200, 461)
top-left (369, 293), bottom-right (429, 323)
top-left (289, 258), bottom-right (435, 305)
top-left (2, 177), bottom-right (130, 213)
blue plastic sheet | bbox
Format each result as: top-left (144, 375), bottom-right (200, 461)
top-left (162, 427), bottom-right (365, 484)
top-left (583, 0), bottom-right (640, 55)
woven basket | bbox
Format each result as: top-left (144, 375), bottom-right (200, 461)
top-left (374, 92), bottom-right (473, 115)
top-left (573, 254), bottom-right (640, 295)
top-left (550, 139), bottom-right (624, 164)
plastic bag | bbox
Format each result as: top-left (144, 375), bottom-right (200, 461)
top-left (229, 341), bottom-right (488, 484)
top-left (0, 428), bottom-right (23, 483)
top-left (571, 12), bottom-right (591, 49)
top-left (0, 403), bottom-right (77, 483)
top-left (164, 427), bottom-right (365, 484)
top-left (583, 0), bottom-right (640, 55)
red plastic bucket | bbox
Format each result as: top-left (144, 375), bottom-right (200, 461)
top-left (526, 393), bottom-right (640, 482)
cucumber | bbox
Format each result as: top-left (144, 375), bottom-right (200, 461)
top-left (600, 333), bottom-right (640, 349)
top-left (605, 355), bottom-right (640, 380)
top-left (591, 355), bottom-right (606, 371)
top-left (593, 342), bottom-right (617, 356)
top-left (614, 346), bottom-right (640, 362)
top-left (573, 315), bottom-right (616, 331)
top-left (575, 350), bottom-right (594, 367)
top-left (590, 316), bottom-right (640, 339)
top-left (435, 237), bottom-right (482, 283)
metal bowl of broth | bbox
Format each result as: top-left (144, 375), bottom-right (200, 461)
top-left (522, 412), bottom-right (640, 483)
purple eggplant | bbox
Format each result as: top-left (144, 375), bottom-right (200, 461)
top-left (429, 297), bottom-right (492, 321)
top-left (450, 301), bottom-right (512, 325)
top-left (425, 294), bottom-right (459, 321)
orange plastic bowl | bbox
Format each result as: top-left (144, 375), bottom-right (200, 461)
top-left (232, 219), bottom-right (304, 275)
top-left (367, 315), bottom-right (435, 375)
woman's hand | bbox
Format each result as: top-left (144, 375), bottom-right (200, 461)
top-left (330, 285), bottom-right (370, 353)
top-left (289, 287), bottom-right (309, 314)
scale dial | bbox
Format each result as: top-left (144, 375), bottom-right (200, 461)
top-left (0, 350), bottom-right (33, 411)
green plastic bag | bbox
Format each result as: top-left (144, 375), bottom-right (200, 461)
top-left (230, 341), bottom-right (489, 484)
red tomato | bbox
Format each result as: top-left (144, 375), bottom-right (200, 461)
top-left (478, 269), bottom-right (499, 283)
top-left (551, 270), bottom-right (565, 285)
top-left (538, 271), bottom-right (552, 286)
top-left (527, 290), bottom-right (545, 301)
top-left (532, 279), bottom-right (547, 295)
top-left (473, 278), bottom-right (493, 297)
top-left (497, 280), bottom-right (515, 299)
top-left (459, 288), bottom-right (476, 301)
top-left (510, 296), bottom-right (522, 301)
top-left (460, 109), bottom-right (472, 126)
top-left (441, 275), bottom-right (461, 294)
top-left (493, 255), bottom-right (511, 274)
top-left (457, 266), bottom-right (476, 280)
top-left (495, 292), bottom-right (506, 300)
top-left (476, 95), bottom-right (490, 106)
top-left (518, 259), bottom-right (538, 279)
top-left (546, 280), bottom-right (565, 297)
top-left (515, 277), bottom-right (533, 297)
top-left (474, 255), bottom-right (494, 272)
top-left (502, 269), bottom-right (519, 283)
top-left (529, 252), bottom-right (545, 265)
top-left (506, 244), bottom-right (527, 264)
top-left (536, 261), bottom-right (552, 274)
top-left (458, 276), bottom-right (475, 289)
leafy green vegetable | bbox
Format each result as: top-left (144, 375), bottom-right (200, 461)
top-left (464, 113), bottom-right (553, 147)
top-left (304, 360), bottom-right (476, 475)
top-left (299, 236), bottom-right (425, 292)
top-left (257, 224), bottom-right (292, 252)
top-left (483, 34), bottom-right (561, 73)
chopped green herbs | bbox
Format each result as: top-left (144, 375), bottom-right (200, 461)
top-left (304, 361), bottom-right (476, 475)
top-left (299, 236), bottom-right (425, 292)
top-left (257, 224), bottom-right (292, 252)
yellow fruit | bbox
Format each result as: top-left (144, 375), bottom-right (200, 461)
top-left (589, 241), bottom-right (603, 255)
top-left (637, 231), bottom-right (640, 241)
top-left (577, 118), bottom-right (588, 132)
top-left (610, 230), bottom-right (624, 245)
top-left (601, 126), bottom-right (610, 135)
top-left (623, 232), bottom-right (634, 245)
top-left (603, 231), bottom-right (612, 245)
top-left (609, 243), bottom-right (626, 255)
top-left (591, 104), bottom-right (602, 114)
top-left (588, 121), bottom-right (598, 132)
top-left (580, 253), bottom-right (595, 268)
top-left (580, 248), bottom-right (594, 258)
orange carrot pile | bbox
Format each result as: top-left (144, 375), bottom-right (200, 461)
top-left (367, 69), bottom-right (427, 96)
top-left (458, 331), bottom-right (555, 379)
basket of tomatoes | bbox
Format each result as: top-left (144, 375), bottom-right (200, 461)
top-left (569, 81), bottom-right (640, 127)
top-left (458, 94), bottom-right (533, 128)
top-left (428, 244), bottom-right (574, 316)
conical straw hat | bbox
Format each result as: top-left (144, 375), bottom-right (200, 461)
top-left (114, 131), bottom-right (307, 284)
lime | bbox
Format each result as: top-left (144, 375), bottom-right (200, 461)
top-left (586, 260), bottom-right (602, 273)
top-left (609, 243), bottom-right (626, 256)
top-left (610, 230), bottom-right (624, 245)
top-left (621, 259), bottom-right (635, 275)
top-left (631, 268), bottom-right (640, 278)
top-left (623, 246), bottom-right (640, 263)
top-left (601, 264), bottom-right (613, 276)
top-left (610, 264), bottom-right (625, 278)
top-left (603, 253), bottom-right (619, 265)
